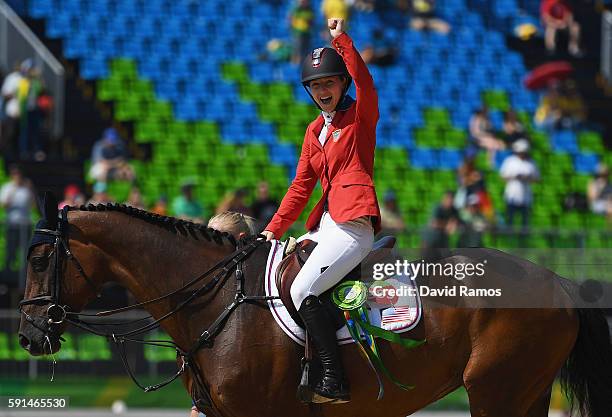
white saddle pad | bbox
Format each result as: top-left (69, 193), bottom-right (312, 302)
top-left (264, 240), bottom-right (422, 346)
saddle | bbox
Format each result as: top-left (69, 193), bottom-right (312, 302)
top-left (275, 236), bottom-right (397, 329)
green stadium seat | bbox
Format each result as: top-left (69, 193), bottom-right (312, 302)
top-left (517, 111), bottom-right (533, 130)
top-left (0, 332), bottom-right (11, 360)
top-left (578, 131), bottom-right (604, 153)
top-left (570, 175), bottom-right (590, 192)
top-left (56, 333), bottom-right (77, 360)
top-left (423, 108), bottom-right (451, 128)
top-left (135, 118), bottom-right (164, 143)
top-left (482, 90), bottom-right (509, 111)
top-left (97, 78), bottom-right (122, 101)
top-left (221, 61), bottom-right (248, 82)
top-left (443, 128), bottom-right (467, 148)
top-left (114, 96), bottom-right (141, 121)
top-left (268, 83), bottom-right (293, 101)
top-left (77, 334), bottom-right (111, 361)
top-left (586, 214), bottom-right (606, 230)
top-left (530, 131), bottom-right (551, 152)
top-left (133, 79), bottom-right (154, 100)
top-left (144, 332), bottom-right (178, 362)
top-left (149, 101), bottom-right (173, 119)
top-left (111, 59), bottom-right (137, 78)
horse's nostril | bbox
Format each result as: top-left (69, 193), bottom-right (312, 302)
top-left (18, 333), bottom-right (31, 350)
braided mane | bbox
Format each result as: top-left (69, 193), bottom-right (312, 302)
top-left (71, 203), bottom-right (238, 247)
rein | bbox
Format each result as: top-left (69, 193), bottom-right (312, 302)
top-left (19, 207), bottom-right (279, 412)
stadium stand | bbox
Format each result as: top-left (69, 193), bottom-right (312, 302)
top-left (0, 0), bottom-right (608, 251)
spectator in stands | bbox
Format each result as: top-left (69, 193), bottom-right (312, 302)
top-left (457, 194), bottom-right (488, 247)
top-left (172, 179), bottom-right (204, 222)
top-left (1, 60), bottom-right (32, 157)
top-left (18, 64), bottom-right (45, 161)
top-left (290, 0), bottom-right (315, 65)
top-left (534, 82), bottom-right (562, 131)
top-left (216, 188), bottom-right (252, 216)
top-left (534, 80), bottom-right (586, 131)
top-left (126, 186), bottom-right (145, 209)
top-left (499, 139), bottom-right (540, 228)
top-left (151, 195), bottom-right (168, 216)
top-left (0, 165), bottom-right (35, 286)
top-left (540, 0), bottom-right (582, 56)
top-left (422, 190), bottom-right (459, 249)
top-left (379, 190), bottom-right (405, 232)
top-left (250, 181), bottom-right (279, 231)
top-left (560, 80), bottom-right (587, 128)
top-left (502, 109), bottom-right (526, 146)
top-left (321, 0), bottom-right (350, 41)
top-left (469, 107), bottom-right (506, 167)
top-left (261, 39), bottom-right (292, 62)
top-left (87, 182), bottom-right (112, 205)
top-left (456, 156), bottom-right (495, 221)
top-left (35, 87), bottom-right (54, 150)
top-left (408, 0), bottom-right (451, 34)
top-left (361, 29), bottom-right (398, 67)
top-left (89, 128), bottom-right (135, 183)
top-left (58, 184), bottom-right (85, 209)
top-left (587, 163), bottom-right (612, 219)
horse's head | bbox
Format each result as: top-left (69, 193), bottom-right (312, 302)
top-left (18, 192), bottom-right (99, 355)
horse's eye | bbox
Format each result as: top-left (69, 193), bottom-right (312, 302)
top-left (31, 256), bottom-right (49, 272)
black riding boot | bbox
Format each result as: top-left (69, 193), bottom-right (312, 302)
top-left (298, 295), bottom-right (350, 403)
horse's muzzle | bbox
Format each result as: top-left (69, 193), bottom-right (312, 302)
top-left (18, 321), bottom-right (61, 356)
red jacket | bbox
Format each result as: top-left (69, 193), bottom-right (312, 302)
top-left (265, 32), bottom-right (381, 239)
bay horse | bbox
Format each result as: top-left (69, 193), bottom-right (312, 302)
top-left (18, 196), bottom-right (612, 417)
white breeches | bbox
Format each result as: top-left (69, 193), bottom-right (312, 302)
top-left (290, 211), bottom-right (375, 309)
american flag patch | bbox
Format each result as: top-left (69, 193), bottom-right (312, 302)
top-left (381, 306), bottom-right (417, 331)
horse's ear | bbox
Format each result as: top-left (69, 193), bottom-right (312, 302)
top-left (38, 191), bottom-right (58, 229)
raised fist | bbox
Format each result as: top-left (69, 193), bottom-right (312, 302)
top-left (328, 18), bottom-right (345, 39)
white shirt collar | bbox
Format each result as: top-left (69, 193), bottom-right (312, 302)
top-left (322, 111), bottom-right (336, 126)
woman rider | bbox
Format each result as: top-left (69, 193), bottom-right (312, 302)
top-left (261, 18), bottom-right (381, 404)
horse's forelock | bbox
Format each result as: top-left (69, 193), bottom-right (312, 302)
top-left (37, 191), bottom-right (59, 229)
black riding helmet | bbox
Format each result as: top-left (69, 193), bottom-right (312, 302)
top-left (301, 47), bottom-right (353, 111)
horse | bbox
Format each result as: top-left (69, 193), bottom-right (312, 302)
top-left (18, 196), bottom-right (612, 417)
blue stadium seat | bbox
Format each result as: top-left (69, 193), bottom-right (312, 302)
top-left (410, 149), bottom-right (437, 169)
top-left (552, 131), bottom-right (579, 154)
top-left (574, 153), bottom-right (599, 174)
top-left (438, 149), bottom-right (463, 169)
top-left (495, 150), bottom-right (513, 169)
top-left (270, 144), bottom-right (296, 166)
top-left (80, 54), bottom-right (109, 80)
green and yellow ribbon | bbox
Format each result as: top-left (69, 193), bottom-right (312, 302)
top-left (332, 281), bottom-right (426, 400)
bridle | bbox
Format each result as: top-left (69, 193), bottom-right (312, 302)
top-left (18, 206), bottom-right (278, 415)
top-left (19, 208), bottom-right (99, 334)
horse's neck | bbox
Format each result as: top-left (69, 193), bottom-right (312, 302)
top-left (71, 211), bottom-right (235, 349)
top-left (241, 243), bottom-right (269, 297)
